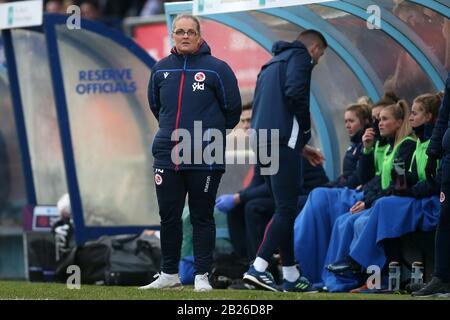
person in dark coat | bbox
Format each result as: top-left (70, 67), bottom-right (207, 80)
top-left (140, 14), bottom-right (241, 292)
top-left (413, 73), bottom-right (450, 297)
top-left (243, 29), bottom-right (327, 292)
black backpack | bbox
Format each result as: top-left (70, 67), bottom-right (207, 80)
top-left (56, 232), bottom-right (161, 286)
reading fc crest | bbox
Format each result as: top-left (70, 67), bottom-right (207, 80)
top-left (194, 72), bottom-right (206, 82)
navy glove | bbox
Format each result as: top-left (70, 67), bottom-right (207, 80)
top-left (215, 194), bottom-right (236, 212)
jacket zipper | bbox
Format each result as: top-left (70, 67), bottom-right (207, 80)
top-left (174, 56), bottom-right (187, 171)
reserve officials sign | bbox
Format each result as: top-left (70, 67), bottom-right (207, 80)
top-left (193, 0), bottom-right (335, 15)
top-left (0, 0), bottom-right (43, 30)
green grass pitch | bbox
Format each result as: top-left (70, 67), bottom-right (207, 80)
top-left (0, 280), bottom-right (446, 300)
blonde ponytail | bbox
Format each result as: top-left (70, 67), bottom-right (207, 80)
top-left (356, 96), bottom-right (373, 107)
top-left (384, 100), bottom-right (413, 146)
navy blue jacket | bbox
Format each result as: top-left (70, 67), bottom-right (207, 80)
top-left (251, 41), bottom-right (314, 151)
top-left (328, 129), bottom-right (364, 189)
top-left (357, 137), bottom-right (389, 185)
top-left (148, 41), bottom-right (242, 171)
top-left (409, 165), bottom-right (441, 198)
top-left (427, 73), bottom-right (450, 159)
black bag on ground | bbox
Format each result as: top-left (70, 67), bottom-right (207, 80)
top-left (210, 252), bottom-right (249, 289)
top-left (56, 232), bottom-right (161, 286)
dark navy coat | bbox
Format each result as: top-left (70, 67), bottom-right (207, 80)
top-left (148, 41), bottom-right (242, 171)
top-left (251, 40), bottom-right (314, 152)
top-left (329, 129), bottom-right (364, 189)
top-left (427, 73), bottom-right (450, 159)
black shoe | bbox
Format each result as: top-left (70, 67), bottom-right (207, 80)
top-left (326, 257), bottom-right (362, 274)
top-left (411, 277), bottom-right (450, 297)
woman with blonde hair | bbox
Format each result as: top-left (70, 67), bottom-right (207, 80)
top-left (325, 93), bottom-right (442, 292)
top-left (293, 101), bottom-right (369, 285)
top-left (321, 99), bottom-right (417, 291)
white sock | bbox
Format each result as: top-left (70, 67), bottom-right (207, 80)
top-left (253, 257), bottom-right (269, 272)
top-left (283, 266), bottom-right (300, 282)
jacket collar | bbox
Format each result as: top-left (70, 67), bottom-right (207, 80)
top-left (350, 128), bottom-right (365, 144)
top-left (413, 123), bottom-right (435, 142)
top-left (170, 39), bottom-right (210, 56)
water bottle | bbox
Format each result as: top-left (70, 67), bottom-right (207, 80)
top-left (388, 261), bottom-right (401, 291)
top-left (393, 159), bottom-right (407, 190)
top-left (410, 261), bottom-right (424, 285)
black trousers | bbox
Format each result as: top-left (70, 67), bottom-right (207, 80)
top-left (257, 145), bottom-right (303, 266)
top-left (227, 197), bottom-right (275, 263)
top-left (434, 153), bottom-right (450, 282)
top-left (154, 168), bottom-right (222, 275)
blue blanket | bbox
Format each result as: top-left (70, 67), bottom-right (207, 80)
top-left (294, 187), bottom-right (363, 286)
top-left (350, 196), bottom-right (440, 269)
top-left (323, 210), bottom-right (371, 292)
top-left (324, 196), bottom-right (440, 292)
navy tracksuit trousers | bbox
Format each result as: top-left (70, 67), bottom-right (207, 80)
top-left (154, 168), bottom-right (222, 275)
top-left (435, 153), bottom-right (450, 282)
top-left (257, 145), bottom-right (303, 266)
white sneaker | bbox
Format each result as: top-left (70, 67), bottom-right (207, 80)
top-left (138, 272), bottom-right (182, 289)
top-left (194, 273), bottom-right (212, 292)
